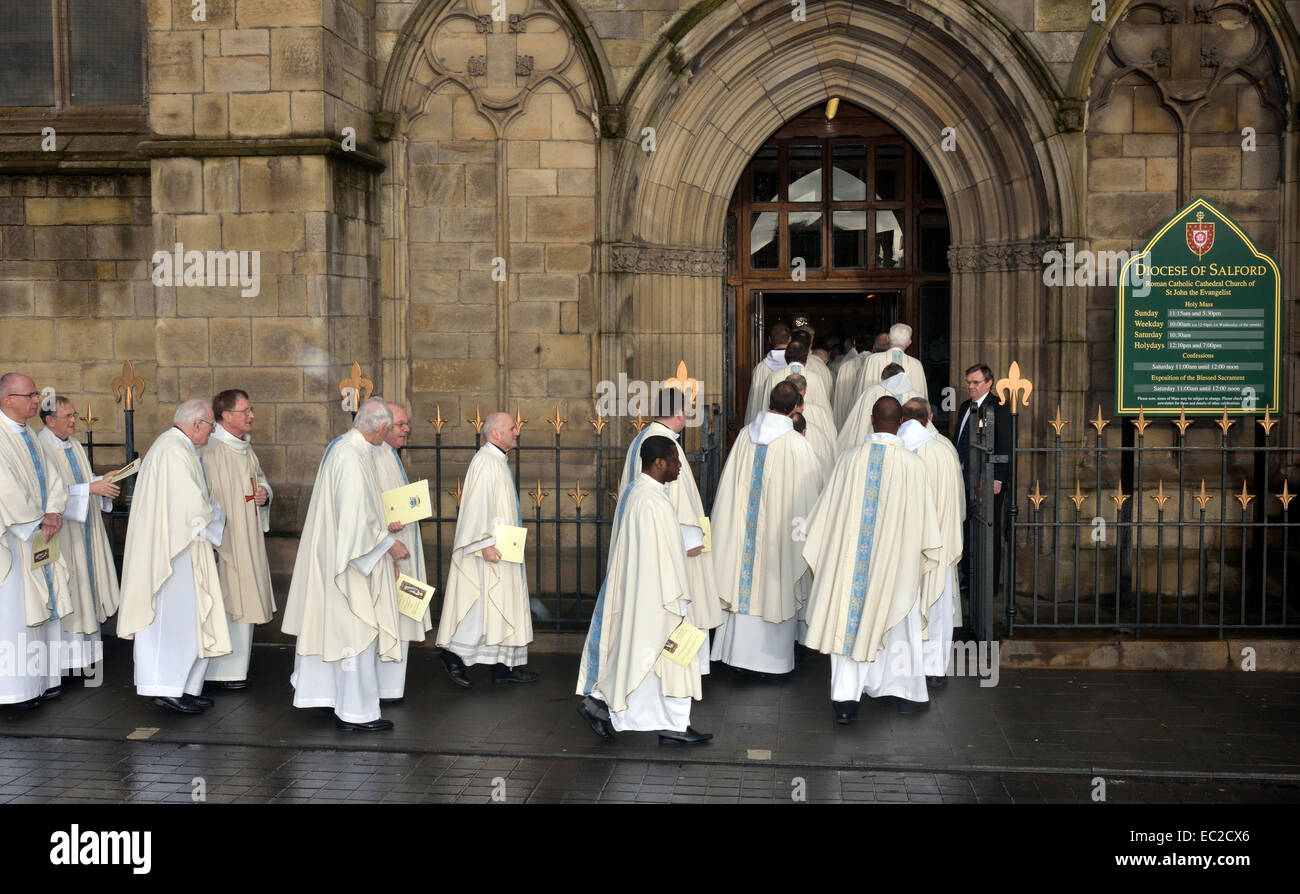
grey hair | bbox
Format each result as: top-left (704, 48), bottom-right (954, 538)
top-left (353, 397), bottom-right (393, 434)
top-left (174, 398), bottom-right (212, 425)
top-left (784, 373), bottom-right (808, 394)
top-left (483, 411), bottom-right (513, 439)
top-left (889, 323), bottom-right (913, 347)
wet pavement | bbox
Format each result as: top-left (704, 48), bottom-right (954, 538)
top-left (2, 640), bottom-right (1298, 803)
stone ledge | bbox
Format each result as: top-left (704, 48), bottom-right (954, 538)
top-left (136, 136), bottom-right (386, 172)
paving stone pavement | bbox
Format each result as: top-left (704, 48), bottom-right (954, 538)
top-left (2, 640), bottom-right (1298, 803)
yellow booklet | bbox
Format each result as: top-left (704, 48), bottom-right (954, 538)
top-left (700, 516), bottom-right (711, 552)
top-left (395, 573), bottom-right (436, 622)
top-left (106, 458), bottom-right (140, 483)
top-left (661, 619), bottom-right (706, 667)
top-left (31, 531), bottom-right (59, 569)
top-left (383, 480), bottom-right (432, 526)
top-left (489, 523), bottom-right (527, 564)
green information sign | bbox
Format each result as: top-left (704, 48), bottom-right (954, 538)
top-left (1117, 197), bottom-right (1282, 416)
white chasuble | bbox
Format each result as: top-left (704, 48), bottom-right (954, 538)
top-left (801, 433), bottom-right (942, 675)
top-left (855, 347), bottom-right (929, 403)
top-left (0, 419), bottom-right (73, 702)
top-left (615, 422), bottom-right (722, 633)
top-left (836, 374), bottom-right (922, 452)
top-left (282, 429), bottom-right (401, 664)
top-left (36, 428), bottom-right (119, 634)
top-left (202, 425), bottom-right (275, 624)
top-left (437, 443), bottom-right (532, 662)
top-left (576, 474), bottom-right (700, 725)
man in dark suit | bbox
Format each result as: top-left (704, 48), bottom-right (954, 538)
top-left (955, 363), bottom-right (1012, 605)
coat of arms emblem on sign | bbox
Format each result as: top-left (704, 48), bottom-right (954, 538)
top-left (1186, 210), bottom-right (1214, 258)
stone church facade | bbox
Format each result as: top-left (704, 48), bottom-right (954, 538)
top-left (1, 0), bottom-right (1296, 526)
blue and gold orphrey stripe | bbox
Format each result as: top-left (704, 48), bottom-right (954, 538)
top-left (842, 443), bottom-right (886, 655)
top-left (64, 449), bottom-right (96, 603)
top-left (19, 428), bottom-right (56, 616)
top-left (735, 444), bottom-right (768, 615)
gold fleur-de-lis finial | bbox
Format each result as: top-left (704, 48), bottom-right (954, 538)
top-left (568, 479), bottom-right (588, 509)
top-left (663, 360), bottom-right (701, 407)
top-left (1193, 480), bottom-right (1213, 511)
top-left (608, 490), bottom-right (619, 507)
top-left (528, 479), bottom-right (547, 508)
top-left (1132, 408), bottom-right (1152, 436)
top-left (1216, 408), bottom-right (1235, 436)
top-left (428, 405), bottom-right (446, 434)
top-left (1027, 481), bottom-right (1046, 510)
top-left (449, 478), bottom-right (463, 508)
top-left (1151, 480), bottom-right (1171, 512)
top-left (1111, 484), bottom-right (1130, 511)
top-left (1089, 406), bottom-right (1109, 436)
top-left (80, 403), bottom-right (99, 431)
top-left (1048, 405), bottom-right (1068, 437)
top-left (630, 412), bottom-right (647, 434)
top-left (1172, 407), bottom-right (1193, 437)
top-left (1259, 407), bottom-right (1277, 436)
top-left (468, 406), bottom-right (485, 433)
top-left (1277, 480), bottom-right (1295, 510)
top-left (111, 360), bottom-right (147, 411)
top-left (1235, 480), bottom-right (1254, 511)
top-left (588, 410), bottom-right (607, 435)
top-left (548, 405), bottom-right (567, 435)
top-left (338, 361), bottom-right (373, 412)
top-left (994, 361), bottom-right (1032, 415)
top-left (514, 408), bottom-right (527, 432)
top-left (1068, 480), bottom-right (1087, 511)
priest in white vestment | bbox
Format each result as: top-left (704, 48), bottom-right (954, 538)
top-left (901, 399), bottom-right (965, 682)
top-left (833, 332), bottom-right (887, 427)
top-left (201, 389), bottom-right (275, 691)
top-left (802, 396), bottom-right (942, 723)
top-left (745, 340), bottom-right (831, 424)
top-left (0, 373), bottom-right (73, 708)
top-left (711, 382), bottom-right (824, 675)
top-left (837, 362), bottom-right (922, 452)
top-left (794, 327), bottom-right (835, 402)
top-left (854, 322), bottom-right (929, 403)
top-left (373, 402), bottom-right (433, 700)
top-left (784, 373), bottom-right (836, 471)
top-left (118, 399), bottom-right (231, 715)
top-left (612, 388), bottom-right (722, 675)
top-left (436, 411), bottom-right (538, 686)
top-left (282, 398), bottom-right (407, 731)
top-left (37, 396), bottom-right (120, 685)
top-left (745, 323), bottom-right (792, 428)
top-left (576, 436), bottom-right (711, 744)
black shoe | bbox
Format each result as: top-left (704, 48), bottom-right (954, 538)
top-left (38, 685), bottom-right (61, 701)
top-left (492, 665), bottom-right (540, 684)
top-left (440, 652), bottom-right (471, 688)
top-left (832, 700), bottom-right (859, 725)
top-left (183, 693), bottom-right (214, 709)
top-left (207, 679), bottom-right (250, 691)
top-left (334, 716), bottom-right (394, 732)
top-left (658, 726), bottom-right (713, 745)
top-left (577, 697), bottom-right (616, 741)
top-left (926, 675), bottom-right (947, 689)
top-left (893, 696), bottom-right (929, 714)
top-left (152, 695), bottom-right (202, 715)
top-left (380, 697), bottom-right (404, 705)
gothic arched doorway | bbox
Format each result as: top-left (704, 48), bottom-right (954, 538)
top-left (727, 101), bottom-right (951, 433)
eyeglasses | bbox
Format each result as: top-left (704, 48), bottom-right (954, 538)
top-left (231, 406), bottom-right (255, 415)
top-left (3, 391), bottom-right (40, 400)
top-left (198, 419), bottom-right (217, 429)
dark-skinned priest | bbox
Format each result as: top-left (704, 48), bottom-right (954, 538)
top-left (801, 396), bottom-right (942, 724)
top-left (576, 435), bottom-right (711, 745)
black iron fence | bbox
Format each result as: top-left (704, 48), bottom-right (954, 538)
top-left (965, 369), bottom-right (1299, 638)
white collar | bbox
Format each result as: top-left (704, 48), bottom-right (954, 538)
top-left (747, 411), bottom-right (794, 445)
top-left (169, 426), bottom-right (198, 454)
top-left (973, 393), bottom-right (988, 408)
top-left (212, 423), bottom-right (251, 453)
top-left (485, 442), bottom-right (506, 461)
top-left (637, 471), bottom-right (668, 492)
top-left (898, 419), bottom-right (931, 451)
top-left (883, 372), bottom-right (913, 394)
top-left (2, 415), bottom-right (27, 435)
top-left (763, 349), bottom-right (786, 371)
top-left (36, 427), bottom-right (73, 449)
top-left (870, 431), bottom-right (902, 445)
